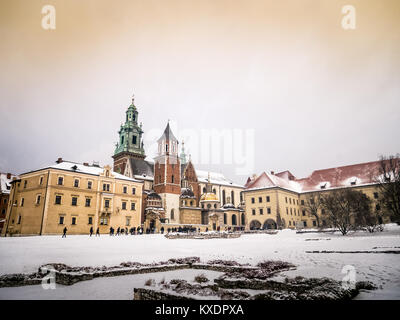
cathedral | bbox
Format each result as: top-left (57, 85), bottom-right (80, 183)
top-left (112, 96), bottom-right (246, 232)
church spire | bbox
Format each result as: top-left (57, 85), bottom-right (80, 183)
top-left (180, 140), bottom-right (187, 165)
top-left (113, 94), bottom-right (145, 158)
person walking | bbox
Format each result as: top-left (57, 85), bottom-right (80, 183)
top-left (90, 226), bottom-right (93, 237)
top-left (96, 227), bottom-right (100, 237)
top-left (116, 227), bottom-right (120, 236)
top-left (62, 227), bottom-right (67, 238)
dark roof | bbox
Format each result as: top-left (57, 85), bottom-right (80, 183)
top-left (147, 191), bottom-right (161, 200)
top-left (157, 122), bottom-right (178, 142)
top-left (129, 158), bottom-right (154, 177)
top-left (180, 188), bottom-right (195, 198)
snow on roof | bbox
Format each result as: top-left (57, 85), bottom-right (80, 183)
top-left (245, 160), bottom-right (385, 194)
top-left (25, 161), bottom-right (141, 183)
top-left (196, 170), bottom-right (243, 188)
top-left (0, 173), bottom-right (17, 194)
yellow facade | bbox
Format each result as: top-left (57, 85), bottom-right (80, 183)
top-left (2, 164), bottom-right (143, 236)
top-left (244, 184), bottom-right (387, 230)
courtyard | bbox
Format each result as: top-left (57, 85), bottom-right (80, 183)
top-left (0, 225), bottom-right (399, 299)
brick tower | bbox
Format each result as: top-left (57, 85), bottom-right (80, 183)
top-left (154, 122), bottom-right (181, 223)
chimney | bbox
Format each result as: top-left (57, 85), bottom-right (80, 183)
top-left (271, 171), bottom-right (275, 175)
top-left (6, 173), bottom-right (11, 179)
top-left (56, 157), bottom-right (63, 164)
top-left (83, 162), bottom-right (89, 166)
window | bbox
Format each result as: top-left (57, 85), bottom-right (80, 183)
top-left (132, 136), bottom-right (137, 144)
top-left (171, 175), bottom-right (174, 183)
top-left (251, 198), bottom-right (255, 204)
top-left (88, 217), bottom-right (93, 225)
top-left (252, 209), bottom-right (256, 215)
top-left (58, 177), bottom-right (63, 185)
top-left (302, 210), bottom-right (306, 216)
top-left (1, 209), bottom-right (5, 215)
top-left (72, 217), bottom-right (77, 225)
top-left (24, 180), bottom-right (27, 188)
top-left (289, 221), bottom-right (291, 226)
top-left (290, 208), bottom-right (292, 215)
top-left (59, 216), bottom-right (64, 225)
top-left (373, 192), bottom-right (379, 199)
top-left (100, 217), bottom-right (108, 225)
top-left (71, 197), bottom-right (78, 206)
top-left (132, 187), bottom-right (136, 195)
top-left (123, 186), bottom-right (127, 194)
top-left (131, 202), bottom-right (135, 210)
top-left (289, 198), bottom-right (292, 204)
top-left (321, 209), bottom-right (325, 215)
top-left (166, 144), bottom-right (169, 152)
top-left (266, 196), bottom-right (270, 202)
top-left (267, 208), bottom-right (271, 214)
top-left (303, 221), bottom-right (307, 227)
top-left (258, 197), bottom-right (262, 203)
top-left (376, 204), bottom-right (381, 211)
top-left (285, 197), bottom-right (288, 203)
top-left (126, 217), bottom-right (131, 226)
top-left (301, 200), bottom-right (304, 205)
top-left (87, 181), bottom-right (92, 189)
top-left (259, 208), bottom-right (263, 215)
top-left (121, 136), bottom-right (124, 144)
top-left (224, 213), bottom-right (227, 224)
top-left (39, 177), bottom-right (43, 185)
top-left (105, 199), bottom-right (110, 208)
top-left (74, 179), bottom-right (79, 188)
top-left (312, 221), bottom-right (317, 227)
top-left (85, 198), bottom-right (91, 207)
top-left (171, 209), bottom-right (174, 220)
top-left (17, 215), bottom-right (22, 224)
top-left (20, 198), bottom-right (24, 207)
top-left (103, 184), bottom-right (110, 192)
top-left (36, 195), bottom-right (41, 205)
top-left (232, 215), bottom-right (237, 225)
top-left (122, 202), bottom-right (127, 210)
top-left (286, 207), bottom-right (288, 214)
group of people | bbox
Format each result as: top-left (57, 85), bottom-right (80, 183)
top-left (108, 226), bottom-right (144, 236)
top-left (61, 224), bottom-right (246, 237)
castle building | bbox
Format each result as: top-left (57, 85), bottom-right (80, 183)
top-left (1, 159), bottom-right (143, 236)
top-left (243, 160), bottom-right (392, 230)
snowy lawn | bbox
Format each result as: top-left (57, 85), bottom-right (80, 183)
top-left (0, 224), bottom-right (399, 299)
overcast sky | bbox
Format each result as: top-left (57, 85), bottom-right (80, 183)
top-left (0, 0), bottom-right (399, 184)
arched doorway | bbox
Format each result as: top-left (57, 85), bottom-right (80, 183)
top-left (263, 219), bottom-right (277, 230)
top-left (249, 220), bottom-right (261, 230)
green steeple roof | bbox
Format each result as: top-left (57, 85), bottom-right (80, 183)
top-left (114, 95), bottom-right (145, 157)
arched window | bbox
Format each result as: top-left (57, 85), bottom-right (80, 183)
top-left (213, 188), bottom-right (216, 194)
top-left (232, 214), bottom-right (237, 225)
top-left (231, 191), bottom-right (234, 205)
top-left (224, 213), bottom-right (227, 224)
top-left (222, 190), bottom-right (226, 205)
top-left (170, 209), bottom-right (174, 220)
top-left (203, 187), bottom-right (206, 193)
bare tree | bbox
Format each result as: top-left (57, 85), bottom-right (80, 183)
top-left (302, 192), bottom-right (322, 228)
top-left (375, 155), bottom-right (400, 224)
top-left (321, 189), bottom-right (373, 235)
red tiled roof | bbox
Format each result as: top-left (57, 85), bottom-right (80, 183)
top-left (245, 160), bottom-right (385, 193)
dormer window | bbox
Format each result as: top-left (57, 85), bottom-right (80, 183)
top-left (350, 181), bottom-right (356, 186)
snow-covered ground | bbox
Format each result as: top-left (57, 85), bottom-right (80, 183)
top-left (0, 224), bottom-right (399, 299)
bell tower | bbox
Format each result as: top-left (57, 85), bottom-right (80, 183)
top-left (154, 122), bottom-right (181, 223)
top-left (112, 94), bottom-right (146, 175)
